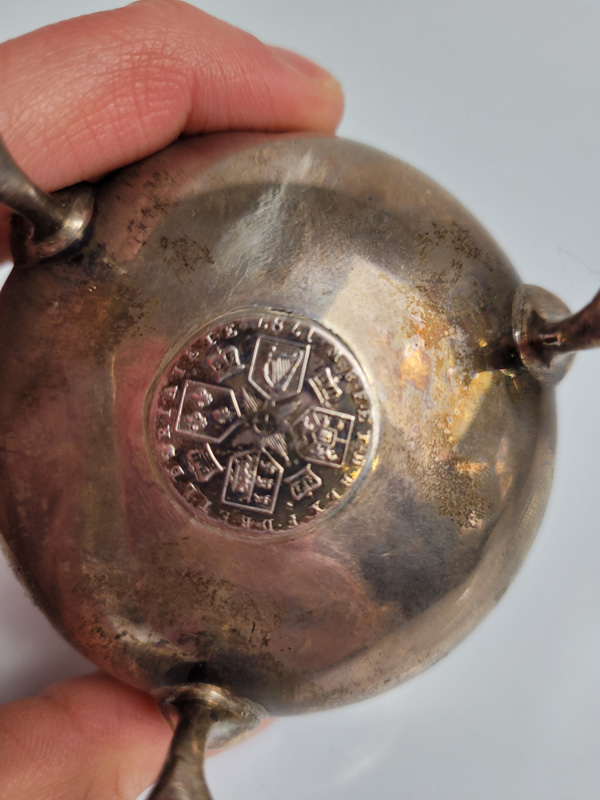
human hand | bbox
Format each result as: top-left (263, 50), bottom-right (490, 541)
top-left (0, 673), bottom-right (173, 799)
top-left (0, 0), bottom-right (344, 264)
top-left (0, 2), bottom-right (343, 797)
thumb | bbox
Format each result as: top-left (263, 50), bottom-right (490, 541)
top-left (0, 0), bottom-right (344, 195)
top-left (0, 673), bottom-right (171, 800)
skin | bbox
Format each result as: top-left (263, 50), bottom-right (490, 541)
top-left (0, 1), bottom-right (344, 797)
top-left (0, 0), bottom-right (344, 260)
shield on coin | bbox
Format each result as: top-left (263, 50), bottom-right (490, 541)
top-left (248, 335), bottom-right (310, 401)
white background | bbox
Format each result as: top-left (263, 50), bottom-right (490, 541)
top-left (1, 1), bottom-right (600, 798)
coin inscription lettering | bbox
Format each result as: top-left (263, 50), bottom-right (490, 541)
top-left (150, 310), bottom-right (377, 533)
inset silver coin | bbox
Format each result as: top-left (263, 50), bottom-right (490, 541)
top-left (149, 310), bottom-right (377, 533)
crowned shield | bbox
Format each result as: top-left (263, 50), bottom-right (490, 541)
top-left (175, 380), bottom-right (241, 443)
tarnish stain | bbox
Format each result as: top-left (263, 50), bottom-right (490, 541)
top-left (417, 220), bottom-right (502, 274)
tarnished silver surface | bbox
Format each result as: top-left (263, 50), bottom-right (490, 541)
top-left (0, 134), bottom-right (562, 716)
top-left (149, 308), bottom-right (376, 533)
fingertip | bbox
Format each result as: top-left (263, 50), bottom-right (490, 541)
top-left (267, 46), bottom-right (342, 94)
top-left (267, 46), bottom-right (345, 132)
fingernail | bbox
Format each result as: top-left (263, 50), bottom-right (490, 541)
top-left (268, 45), bottom-right (343, 94)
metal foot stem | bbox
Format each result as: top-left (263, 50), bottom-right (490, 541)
top-left (512, 284), bottom-right (600, 384)
top-left (149, 685), bottom-right (266, 800)
top-left (0, 133), bottom-right (93, 263)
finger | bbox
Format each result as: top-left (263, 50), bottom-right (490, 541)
top-left (0, 673), bottom-right (172, 800)
top-left (0, 0), bottom-right (344, 200)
